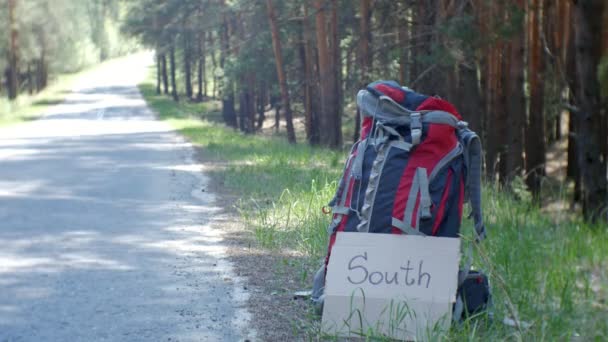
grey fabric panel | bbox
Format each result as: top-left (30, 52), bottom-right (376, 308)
top-left (390, 140), bottom-right (412, 151)
top-left (331, 206), bottom-right (350, 215)
top-left (410, 112), bottom-right (422, 145)
top-left (391, 217), bottom-right (425, 236)
top-left (453, 296), bottom-right (464, 323)
top-left (424, 112), bottom-right (460, 127)
top-left (402, 167), bottom-right (422, 230)
top-left (350, 138), bottom-right (369, 180)
top-left (311, 264), bottom-right (325, 302)
top-left (355, 142), bottom-right (390, 232)
top-left (326, 215), bottom-right (343, 235)
top-left (376, 122), bottom-right (403, 139)
top-left (418, 168), bottom-right (432, 219)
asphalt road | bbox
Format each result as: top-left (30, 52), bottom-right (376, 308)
top-left (0, 54), bottom-right (253, 341)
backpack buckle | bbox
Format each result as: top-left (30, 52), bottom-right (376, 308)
top-left (411, 112), bottom-right (422, 145)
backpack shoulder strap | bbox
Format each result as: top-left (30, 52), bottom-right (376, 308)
top-left (458, 124), bottom-right (486, 242)
top-left (457, 123), bottom-right (487, 291)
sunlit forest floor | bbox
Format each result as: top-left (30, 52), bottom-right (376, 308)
top-left (138, 65), bottom-right (607, 340)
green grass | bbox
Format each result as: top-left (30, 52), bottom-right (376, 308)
top-left (0, 77), bottom-right (77, 127)
top-left (139, 69), bottom-right (608, 341)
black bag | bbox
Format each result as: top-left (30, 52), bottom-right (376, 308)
top-left (453, 270), bottom-right (492, 321)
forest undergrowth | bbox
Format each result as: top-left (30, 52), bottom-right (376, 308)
top-left (140, 71), bottom-right (607, 341)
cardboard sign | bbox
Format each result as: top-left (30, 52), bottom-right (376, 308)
top-left (321, 232), bottom-right (460, 340)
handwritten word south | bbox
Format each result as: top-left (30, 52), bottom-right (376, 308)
top-left (347, 252), bottom-right (432, 288)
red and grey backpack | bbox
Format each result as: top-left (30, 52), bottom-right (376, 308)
top-left (312, 80), bottom-right (489, 321)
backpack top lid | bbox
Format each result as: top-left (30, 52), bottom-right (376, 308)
top-left (367, 80), bottom-right (428, 111)
top-left (365, 80), bottom-right (462, 120)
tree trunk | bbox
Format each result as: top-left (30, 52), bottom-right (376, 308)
top-left (183, 32), bottom-right (193, 99)
top-left (27, 63), bottom-right (33, 95)
top-left (449, 61), bottom-right (483, 133)
top-left (484, 9), bottom-right (506, 182)
top-left (473, 0), bottom-right (491, 157)
top-left (7, 0), bottom-right (19, 100)
top-left (201, 33), bottom-right (207, 98)
top-left (544, 0), bottom-right (561, 145)
top-left (161, 53), bottom-right (169, 95)
top-left (314, 0), bottom-right (341, 148)
top-left (266, 0), bottom-right (296, 143)
top-left (505, 0), bottom-right (525, 184)
top-left (209, 31), bottom-right (217, 99)
top-left (603, 5), bottom-right (608, 55)
top-left (234, 13), bottom-right (254, 133)
top-left (271, 94), bottom-right (281, 133)
top-left (495, 39), bottom-right (508, 184)
top-left (566, 112), bottom-right (580, 202)
top-left (156, 52), bottom-right (162, 95)
top-left (197, 32), bottom-right (205, 102)
top-left (169, 43), bottom-right (179, 102)
top-left (359, 0), bottom-right (371, 84)
top-left (554, 115), bottom-right (562, 140)
top-left (565, 10), bottom-right (580, 203)
top-left (355, 0), bottom-right (372, 141)
top-left (573, 0), bottom-right (607, 221)
top-left (36, 51), bottom-right (48, 91)
top-left (34, 60), bottom-right (41, 92)
top-left (451, 1), bottom-right (483, 134)
top-left (256, 81), bottom-right (266, 130)
top-left (220, 14), bottom-right (237, 128)
top-left (223, 88), bottom-right (237, 128)
top-left (415, 0), bottom-right (440, 95)
top-left (330, 0), bottom-right (342, 136)
top-left (247, 75), bottom-right (256, 133)
top-left (299, 20), bottom-right (311, 140)
top-left (398, 3), bottom-right (409, 85)
top-left (238, 90), bottom-right (248, 132)
top-left (409, 4), bottom-right (420, 86)
top-left (302, 4), bottom-right (319, 145)
top-left (525, 0), bottom-right (546, 197)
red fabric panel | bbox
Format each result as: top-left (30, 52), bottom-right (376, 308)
top-left (360, 117), bottom-right (373, 139)
top-left (416, 97), bottom-right (462, 120)
top-left (392, 124), bottom-right (458, 234)
top-left (373, 84), bottom-right (406, 103)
